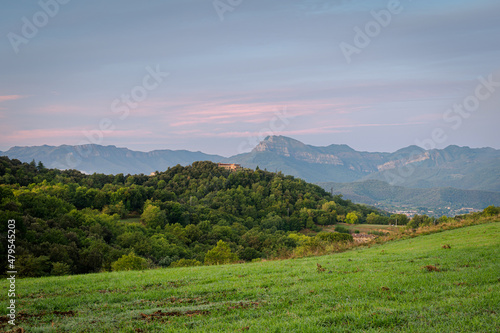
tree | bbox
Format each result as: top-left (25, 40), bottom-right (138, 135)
top-left (238, 247), bottom-right (261, 261)
top-left (366, 212), bottom-right (379, 224)
top-left (141, 203), bottom-right (167, 228)
top-left (18, 255), bottom-right (50, 277)
top-left (111, 253), bottom-right (149, 271)
top-left (37, 161), bottom-right (46, 172)
top-left (389, 214), bottom-right (409, 226)
top-left (345, 212), bottom-right (359, 224)
top-left (407, 214), bottom-right (432, 229)
top-left (204, 240), bottom-right (239, 265)
top-left (483, 205), bottom-right (499, 217)
top-left (366, 212), bottom-right (390, 225)
top-left (51, 262), bottom-right (72, 276)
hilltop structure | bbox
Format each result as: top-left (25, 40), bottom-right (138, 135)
top-left (217, 163), bottom-right (242, 171)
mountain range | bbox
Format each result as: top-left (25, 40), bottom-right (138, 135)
top-left (317, 179), bottom-right (500, 213)
top-left (228, 136), bottom-right (500, 193)
top-left (2, 136), bottom-right (500, 210)
top-left (0, 144), bottom-right (221, 176)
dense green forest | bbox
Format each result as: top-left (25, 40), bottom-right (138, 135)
top-left (0, 157), bottom-right (385, 277)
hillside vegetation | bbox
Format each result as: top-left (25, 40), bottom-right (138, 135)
top-left (0, 157), bottom-right (382, 277)
top-left (1, 221), bottom-right (498, 332)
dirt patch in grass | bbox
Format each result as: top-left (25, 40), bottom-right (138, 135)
top-left (0, 311), bottom-right (76, 330)
top-left (423, 265), bottom-right (440, 272)
top-left (352, 234), bottom-right (377, 243)
top-left (454, 282), bottom-right (467, 286)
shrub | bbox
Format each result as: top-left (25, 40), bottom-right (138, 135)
top-left (51, 262), bottom-right (72, 276)
top-left (483, 205), bottom-right (499, 217)
top-left (316, 232), bottom-right (353, 243)
top-left (170, 258), bottom-right (202, 268)
top-left (368, 230), bottom-right (388, 236)
top-left (238, 247), bottom-right (262, 261)
top-left (288, 233), bottom-right (310, 245)
top-left (111, 253), bottom-right (149, 271)
top-left (158, 255), bottom-right (180, 267)
top-left (334, 225), bottom-right (350, 234)
top-left (204, 240), bottom-right (239, 265)
top-left (18, 255), bottom-right (51, 277)
top-left (407, 215), bottom-right (433, 229)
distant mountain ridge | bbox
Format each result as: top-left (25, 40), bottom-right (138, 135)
top-left (229, 136), bottom-right (500, 192)
top-left (317, 180), bottom-right (500, 211)
top-left (2, 136), bottom-right (500, 193)
top-left (1, 144), bottom-right (223, 175)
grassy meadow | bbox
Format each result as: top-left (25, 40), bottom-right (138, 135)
top-left (1, 221), bottom-right (499, 332)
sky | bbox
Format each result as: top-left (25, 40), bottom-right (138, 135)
top-left (1, 0), bottom-right (499, 157)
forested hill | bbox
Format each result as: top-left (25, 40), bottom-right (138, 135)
top-left (0, 157), bottom-right (381, 277)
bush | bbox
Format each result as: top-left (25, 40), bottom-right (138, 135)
top-left (334, 225), bottom-right (350, 234)
top-left (238, 247), bottom-right (262, 261)
top-left (51, 262), bottom-right (72, 276)
top-left (111, 253), bottom-right (149, 271)
top-left (483, 206), bottom-right (499, 217)
top-left (316, 232), bottom-right (353, 243)
top-left (368, 231), bottom-right (388, 236)
top-left (170, 258), bottom-right (202, 268)
top-left (204, 240), bottom-right (239, 265)
top-left (18, 255), bottom-right (51, 277)
top-left (407, 215), bottom-right (433, 229)
top-left (158, 255), bottom-right (180, 267)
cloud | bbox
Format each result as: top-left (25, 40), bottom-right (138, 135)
top-left (0, 95), bottom-right (24, 103)
top-left (5, 128), bottom-right (153, 143)
top-left (33, 104), bottom-right (89, 115)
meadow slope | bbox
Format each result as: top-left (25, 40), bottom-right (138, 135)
top-left (1, 222), bottom-right (499, 332)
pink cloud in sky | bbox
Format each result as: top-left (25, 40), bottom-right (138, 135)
top-left (193, 122), bottom-right (423, 139)
top-left (0, 95), bottom-right (24, 103)
top-left (5, 128), bottom-right (153, 144)
top-left (199, 128), bottom-right (350, 138)
top-left (33, 104), bottom-right (90, 115)
top-left (167, 100), bottom-right (340, 128)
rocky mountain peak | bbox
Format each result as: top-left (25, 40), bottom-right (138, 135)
top-left (252, 136), bottom-right (307, 156)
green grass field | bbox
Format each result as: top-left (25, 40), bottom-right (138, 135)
top-left (2, 222), bottom-right (499, 332)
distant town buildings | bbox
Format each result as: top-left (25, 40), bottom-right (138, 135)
top-left (218, 163), bottom-right (242, 171)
